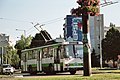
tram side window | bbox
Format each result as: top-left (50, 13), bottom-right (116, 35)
top-left (60, 46), bottom-right (65, 59)
top-left (28, 51), bottom-right (32, 60)
top-left (49, 48), bottom-right (53, 57)
top-left (57, 46), bottom-right (65, 59)
top-left (64, 46), bottom-right (69, 58)
top-left (28, 50), bottom-right (37, 60)
top-left (54, 48), bottom-right (57, 59)
top-left (21, 52), bottom-right (25, 60)
top-left (21, 52), bottom-right (27, 62)
top-left (42, 48), bottom-right (51, 58)
top-left (32, 50), bottom-right (37, 59)
top-left (54, 46), bottom-right (60, 63)
top-left (37, 50), bottom-right (41, 60)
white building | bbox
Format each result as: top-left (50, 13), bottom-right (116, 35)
top-left (0, 33), bottom-right (11, 64)
top-left (89, 14), bottom-right (104, 55)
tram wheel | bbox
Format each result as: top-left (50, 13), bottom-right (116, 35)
top-left (46, 63), bottom-right (55, 75)
top-left (70, 71), bottom-right (76, 75)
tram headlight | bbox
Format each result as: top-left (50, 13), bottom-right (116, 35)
top-left (65, 64), bottom-right (70, 67)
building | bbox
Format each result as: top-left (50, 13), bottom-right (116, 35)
top-left (0, 33), bottom-right (10, 64)
top-left (89, 14), bottom-right (104, 55)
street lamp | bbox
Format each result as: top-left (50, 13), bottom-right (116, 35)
top-left (16, 29), bottom-right (27, 68)
top-left (16, 29), bottom-right (26, 48)
top-left (16, 29), bottom-right (26, 37)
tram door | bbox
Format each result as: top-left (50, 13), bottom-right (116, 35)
top-left (23, 52), bottom-right (27, 71)
top-left (54, 46), bottom-right (61, 71)
top-left (37, 50), bottom-right (42, 71)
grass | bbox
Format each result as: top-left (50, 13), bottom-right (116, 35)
top-left (1, 74), bottom-right (120, 80)
top-left (1, 68), bottom-right (120, 80)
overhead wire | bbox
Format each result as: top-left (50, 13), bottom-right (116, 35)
top-left (40, 17), bottom-right (64, 24)
top-left (0, 17), bottom-right (31, 23)
top-left (0, 17), bottom-right (64, 28)
top-left (26, 17), bottom-right (64, 36)
top-left (100, 0), bottom-right (119, 7)
top-left (0, 17), bottom-right (64, 36)
top-left (0, 17), bottom-right (64, 37)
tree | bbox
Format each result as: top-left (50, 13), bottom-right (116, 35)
top-left (15, 35), bottom-right (32, 50)
top-left (91, 48), bottom-right (100, 67)
top-left (110, 22), bottom-right (115, 27)
top-left (14, 35), bottom-right (32, 68)
top-left (4, 46), bottom-right (20, 66)
top-left (102, 27), bottom-right (120, 62)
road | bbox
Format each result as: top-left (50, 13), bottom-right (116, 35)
top-left (13, 70), bottom-right (83, 78)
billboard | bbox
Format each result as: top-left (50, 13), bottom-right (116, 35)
top-left (64, 15), bottom-right (83, 58)
top-left (64, 15), bottom-right (82, 41)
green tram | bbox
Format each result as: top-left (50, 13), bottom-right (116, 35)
top-left (21, 41), bottom-right (83, 75)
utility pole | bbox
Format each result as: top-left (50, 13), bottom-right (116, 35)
top-left (81, 0), bottom-right (91, 76)
top-left (71, 0), bottom-right (100, 76)
top-left (82, 12), bottom-right (91, 76)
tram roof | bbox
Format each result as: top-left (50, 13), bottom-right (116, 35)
top-left (22, 43), bottom-right (60, 52)
top-left (21, 41), bottom-right (83, 52)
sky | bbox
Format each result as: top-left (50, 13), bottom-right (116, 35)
top-left (0, 0), bottom-right (120, 44)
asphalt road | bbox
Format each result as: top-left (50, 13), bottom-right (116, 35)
top-left (13, 70), bottom-right (83, 78)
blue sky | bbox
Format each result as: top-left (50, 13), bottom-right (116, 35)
top-left (0, 0), bottom-right (120, 43)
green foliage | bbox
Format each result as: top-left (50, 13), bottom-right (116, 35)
top-left (91, 49), bottom-right (100, 67)
top-left (102, 27), bottom-right (120, 60)
top-left (11, 50), bottom-right (20, 65)
top-left (15, 35), bottom-right (32, 50)
top-left (4, 46), bottom-right (20, 66)
top-left (71, 0), bottom-right (100, 16)
top-left (14, 35), bottom-right (32, 67)
top-left (110, 22), bottom-right (115, 27)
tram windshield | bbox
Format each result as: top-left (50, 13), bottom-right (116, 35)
top-left (65, 44), bottom-right (83, 59)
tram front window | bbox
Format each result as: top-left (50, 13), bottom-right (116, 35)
top-left (65, 45), bottom-right (83, 58)
top-left (74, 45), bottom-right (83, 58)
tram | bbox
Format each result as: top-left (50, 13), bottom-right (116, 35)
top-left (21, 40), bottom-right (83, 75)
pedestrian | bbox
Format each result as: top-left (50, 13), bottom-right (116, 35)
top-left (117, 55), bottom-right (120, 69)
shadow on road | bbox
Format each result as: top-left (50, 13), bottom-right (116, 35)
top-left (23, 71), bottom-right (83, 77)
